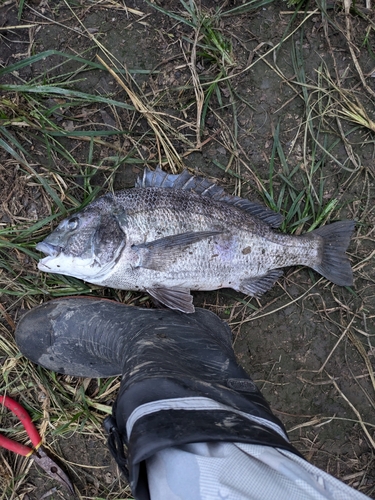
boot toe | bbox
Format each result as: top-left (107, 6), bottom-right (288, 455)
top-left (15, 298), bottom-right (123, 378)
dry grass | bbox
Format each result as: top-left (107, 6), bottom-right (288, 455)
top-left (1, 0), bottom-right (375, 498)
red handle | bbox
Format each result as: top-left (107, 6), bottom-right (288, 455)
top-left (0, 396), bottom-right (42, 455)
top-left (0, 433), bottom-right (32, 456)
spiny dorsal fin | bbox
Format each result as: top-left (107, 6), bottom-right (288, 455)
top-left (136, 167), bottom-right (283, 228)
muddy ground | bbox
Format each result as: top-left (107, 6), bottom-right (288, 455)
top-left (0, 0), bottom-right (375, 499)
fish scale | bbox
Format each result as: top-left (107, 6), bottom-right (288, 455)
top-left (36, 167), bottom-right (355, 313)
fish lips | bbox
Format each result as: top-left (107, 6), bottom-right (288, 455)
top-left (36, 241), bottom-right (66, 272)
top-left (36, 241), bottom-right (62, 257)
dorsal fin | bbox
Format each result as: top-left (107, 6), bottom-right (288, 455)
top-left (136, 167), bottom-right (283, 228)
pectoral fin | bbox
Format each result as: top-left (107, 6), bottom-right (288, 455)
top-left (147, 287), bottom-right (195, 313)
top-left (133, 230), bottom-right (221, 271)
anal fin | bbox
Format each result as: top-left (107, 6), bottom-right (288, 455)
top-left (147, 287), bottom-right (195, 313)
top-left (237, 269), bottom-right (283, 297)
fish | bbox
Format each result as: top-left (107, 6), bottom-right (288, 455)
top-left (36, 167), bottom-right (355, 313)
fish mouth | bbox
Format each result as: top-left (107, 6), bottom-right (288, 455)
top-left (36, 241), bottom-right (63, 257)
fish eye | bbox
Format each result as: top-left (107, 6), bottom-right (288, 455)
top-left (67, 217), bottom-right (79, 230)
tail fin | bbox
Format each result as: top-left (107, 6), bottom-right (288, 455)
top-left (310, 220), bottom-right (355, 286)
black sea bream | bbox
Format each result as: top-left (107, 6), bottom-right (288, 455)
top-left (36, 167), bottom-right (355, 313)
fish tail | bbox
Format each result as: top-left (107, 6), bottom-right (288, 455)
top-left (310, 220), bottom-right (355, 286)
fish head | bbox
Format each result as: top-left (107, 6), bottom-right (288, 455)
top-left (36, 203), bottom-right (126, 280)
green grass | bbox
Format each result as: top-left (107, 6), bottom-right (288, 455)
top-left (1, 1), bottom-right (374, 498)
top-left (145, 0), bottom-right (241, 142)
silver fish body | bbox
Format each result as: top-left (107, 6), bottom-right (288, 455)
top-left (37, 168), bottom-right (355, 313)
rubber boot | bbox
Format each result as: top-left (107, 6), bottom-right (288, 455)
top-left (15, 297), bottom-right (302, 499)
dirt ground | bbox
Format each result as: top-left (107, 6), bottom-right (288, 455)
top-left (0, 0), bottom-right (375, 499)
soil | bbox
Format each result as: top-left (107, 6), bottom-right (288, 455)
top-left (0, 0), bottom-right (374, 499)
